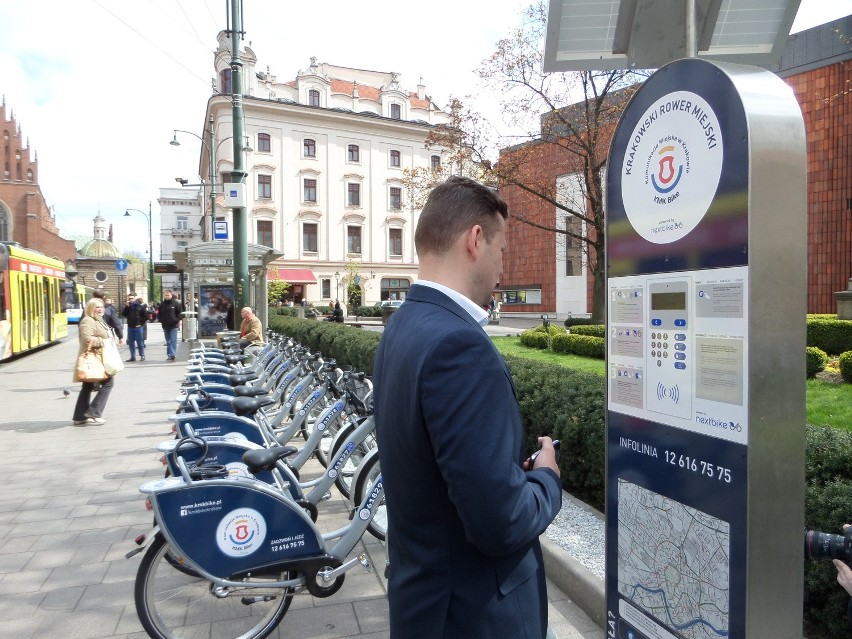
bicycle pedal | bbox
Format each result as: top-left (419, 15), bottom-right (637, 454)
top-left (359, 554), bottom-right (373, 573)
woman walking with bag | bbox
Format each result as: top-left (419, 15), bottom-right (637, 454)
top-left (72, 298), bottom-right (116, 426)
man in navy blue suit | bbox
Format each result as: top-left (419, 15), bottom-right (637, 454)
top-left (373, 176), bottom-right (562, 638)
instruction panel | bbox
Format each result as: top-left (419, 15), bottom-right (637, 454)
top-left (608, 266), bottom-right (748, 444)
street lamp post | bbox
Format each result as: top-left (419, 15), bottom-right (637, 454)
top-left (171, 116), bottom-right (217, 241)
top-left (125, 203), bottom-right (155, 302)
top-left (334, 271), bottom-right (340, 303)
top-left (171, 121), bottom-right (253, 242)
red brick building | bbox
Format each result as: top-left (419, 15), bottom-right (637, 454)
top-left (0, 97), bottom-right (76, 262)
top-left (498, 16), bottom-right (852, 317)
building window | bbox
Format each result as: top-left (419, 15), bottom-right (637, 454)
top-left (347, 183), bottom-right (361, 207)
top-left (258, 174), bottom-right (272, 199)
top-left (565, 214), bottom-right (582, 276)
top-left (303, 178), bottom-right (317, 203)
top-left (347, 226), bottom-right (362, 255)
top-left (176, 216), bottom-right (188, 230)
top-left (431, 155), bottom-right (441, 169)
top-left (220, 68), bottom-right (232, 94)
top-left (304, 138), bottom-right (316, 158)
top-left (390, 103), bottom-right (401, 119)
top-left (303, 223), bottom-right (318, 253)
top-left (177, 241), bottom-right (189, 249)
top-left (389, 149), bottom-right (401, 168)
top-left (308, 89), bottom-right (321, 106)
top-left (389, 186), bottom-right (402, 210)
top-left (389, 228), bottom-right (402, 256)
top-left (257, 220), bottom-right (273, 247)
top-left (347, 144), bottom-right (360, 162)
top-left (257, 133), bottom-right (271, 153)
top-left (321, 278), bottom-right (331, 299)
top-left (381, 277), bottom-right (410, 301)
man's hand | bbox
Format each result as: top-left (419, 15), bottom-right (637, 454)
top-left (524, 436), bottom-right (560, 477)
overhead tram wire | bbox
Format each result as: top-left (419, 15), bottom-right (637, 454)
top-left (91, 0), bottom-right (213, 89)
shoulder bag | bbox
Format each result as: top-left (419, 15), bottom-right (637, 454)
top-left (100, 328), bottom-right (125, 376)
top-left (76, 347), bottom-right (108, 383)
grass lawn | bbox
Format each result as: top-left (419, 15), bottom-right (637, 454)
top-left (493, 336), bottom-right (852, 430)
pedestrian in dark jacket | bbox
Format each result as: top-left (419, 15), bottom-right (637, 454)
top-left (158, 290), bottom-right (183, 361)
top-left (122, 296), bottom-right (147, 361)
top-left (332, 300), bottom-right (344, 323)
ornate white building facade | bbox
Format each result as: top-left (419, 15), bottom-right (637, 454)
top-left (190, 33), bottom-right (449, 306)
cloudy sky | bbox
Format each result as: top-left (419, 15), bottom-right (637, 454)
top-left (1, 0), bottom-right (849, 256)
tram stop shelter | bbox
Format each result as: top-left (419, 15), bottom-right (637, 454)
top-left (172, 242), bottom-right (282, 341)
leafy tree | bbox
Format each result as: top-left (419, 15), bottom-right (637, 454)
top-left (268, 280), bottom-right (291, 306)
top-left (411, 2), bottom-right (649, 320)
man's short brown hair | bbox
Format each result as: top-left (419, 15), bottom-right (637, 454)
top-left (414, 176), bottom-right (508, 256)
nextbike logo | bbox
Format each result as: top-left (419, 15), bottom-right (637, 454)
top-left (216, 508), bottom-right (267, 557)
top-left (695, 414), bottom-right (742, 432)
top-left (621, 90), bottom-right (723, 245)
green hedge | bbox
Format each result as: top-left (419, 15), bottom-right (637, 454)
top-left (563, 316), bottom-right (598, 328)
top-left (569, 324), bottom-right (606, 338)
top-left (503, 355), bottom-right (606, 509)
top-left (552, 333), bottom-right (606, 359)
top-left (807, 317), bottom-right (852, 355)
top-left (806, 347), bottom-right (829, 379)
top-left (840, 351), bottom-right (852, 383)
top-left (267, 315), bottom-right (380, 374)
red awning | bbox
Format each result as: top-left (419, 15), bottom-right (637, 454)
top-left (268, 268), bottom-right (317, 284)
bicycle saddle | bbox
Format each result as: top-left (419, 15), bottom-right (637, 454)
top-left (228, 371), bottom-right (260, 386)
top-left (242, 445), bottom-right (298, 474)
top-left (231, 395), bottom-right (276, 416)
top-left (232, 385), bottom-right (269, 398)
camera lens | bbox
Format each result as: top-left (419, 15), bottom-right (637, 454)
top-left (805, 530), bottom-right (852, 561)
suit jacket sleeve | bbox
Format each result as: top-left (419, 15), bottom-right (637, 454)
top-left (419, 327), bottom-right (561, 557)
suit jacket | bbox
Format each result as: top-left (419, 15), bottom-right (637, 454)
top-left (373, 284), bottom-right (562, 639)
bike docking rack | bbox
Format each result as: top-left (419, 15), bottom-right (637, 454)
top-left (127, 332), bottom-right (384, 639)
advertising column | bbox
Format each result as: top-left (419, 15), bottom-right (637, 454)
top-left (605, 59), bottom-right (806, 639)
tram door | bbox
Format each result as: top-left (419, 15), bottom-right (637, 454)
top-left (41, 278), bottom-right (51, 343)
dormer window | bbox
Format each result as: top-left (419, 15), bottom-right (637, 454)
top-left (308, 89), bottom-right (320, 107)
top-left (390, 103), bottom-right (401, 119)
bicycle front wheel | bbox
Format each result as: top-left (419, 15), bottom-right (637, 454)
top-left (134, 534), bottom-right (293, 639)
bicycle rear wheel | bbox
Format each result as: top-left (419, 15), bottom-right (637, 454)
top-left (135, 534), bottom-right (293, 639)
top-left (352, 453), bottom-right (387, 541)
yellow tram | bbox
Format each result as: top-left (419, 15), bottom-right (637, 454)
top-left (0, 242), bottom-right (68, 361)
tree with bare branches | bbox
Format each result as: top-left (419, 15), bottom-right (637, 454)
top-left (410, 2), bottom-right (649, 320)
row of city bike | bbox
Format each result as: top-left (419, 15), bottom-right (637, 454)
top-left (127, 332), bottom-right (385, 639)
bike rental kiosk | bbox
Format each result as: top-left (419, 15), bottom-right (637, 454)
top-left (605, 59), bottom-right (806, 638)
